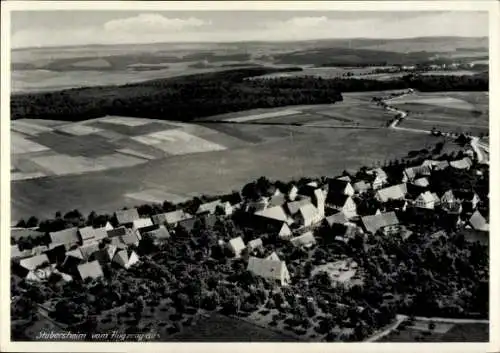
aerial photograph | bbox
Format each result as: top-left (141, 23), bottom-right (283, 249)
top-left (8, 8), bottom-right (490, 343)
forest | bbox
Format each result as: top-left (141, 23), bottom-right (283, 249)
top-left (11, 67), bottom-right (488, 122)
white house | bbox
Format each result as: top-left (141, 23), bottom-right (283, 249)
top-left (228, 236), bottom-right (246, 258)
top-left (297, 203), bottom-right (323, 227)
top-left (112, 249), bottom-right (140, 269)
top-left (415, 191), bottom-right (440, 209)
top-left (290, 231), bottom-right (317, 248)
top-left (247, 256), bottom-right (291, 286)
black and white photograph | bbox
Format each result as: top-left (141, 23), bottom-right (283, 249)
top-left (1, 1), bottom-right (497, 351)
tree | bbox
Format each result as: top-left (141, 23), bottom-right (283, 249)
top-left (26, 216), bottom-right (39, 228)
top-left (15, 219), bottom-right (26, 228)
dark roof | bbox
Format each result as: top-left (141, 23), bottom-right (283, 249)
top-left (327, 193), bottom-right (349, 207)
top-left (107, 226), bottom-right (128, 238)
top-left (325, 212), bottom-right (348, 227)
top-left (328, 178), bottom-right (350, 192)
top-left (201, 214), bottom-right (218, 228)
top-left (177, 218), bottom-right (197, 232)
top-left (268, 194), bottom-right (286, 207)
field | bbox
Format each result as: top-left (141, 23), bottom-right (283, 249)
top-left (380, 320), bottom-right (488, 342)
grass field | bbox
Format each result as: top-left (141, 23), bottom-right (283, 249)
top-left (380, 321), bottom-right (488, 342)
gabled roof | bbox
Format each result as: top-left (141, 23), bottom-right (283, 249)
top-left (11, 245), bottom-right (32, 260)
top-left (121, 231), bottom-right (140, 246)
top-left (115, 208), bottom-right (140, 224)
top-left (79, 242), bottom-right (101, 261)
top-left (278, 222), bottom-right (292, 237)
top-left (247, 256), bottom-right (287, 282)
top-left (337, 176), bottom-right (352, 182)
top-left (77, 260), bottom-right (104, 280)
top-left (286, 198), bottom-right (312, 215)
top-left (113, 249), bottom-right (139, 268)
top-left (361, 211), bottom-right (399, 234)
top-left (79, 226), bottom-right (108, 243)
top-left (266, 252), bottom-right (281, 261)
top-left (90, 245), bottom-right (117, 265)
top-left (328, 179), bottom-right (351, 193)
top-left (248, 238), bottom-right (263, 251)
top-left (298, 203), bottom-right (320, 222)
top-left (404, 165), bottom-right (431, 180)
top-left (177, 217), bottom-right (197, 232)
top-left (255, 205), bottom-right (291, 223)
top-left (107, 226), bottom-right (128, 238)
top-left (228, 236), bottom-right (246, 254)
top-left (49, 227), bottom-right (80, 246)
top-left (143, 225), bottom-right (171, 240)
top-left (376, 184), bottom-right (407, 202)
top-left (132, 218), bottom-right (153, 230)
top-left (290, 231), bottom-right (316, 247)
top-left (325, 212), bottom-right (348, 227)
top-left (469, 211), bottom-right (489, 231)
top-left (416, 191), bottom-right (437, 204)
top-left (65, 248), bottom-right (84, 260)
top-left (327, 193), bottom-right (350, 207)
top-left (196, 200), bottom-right (222, 214)
top-left (450, 157), bottom-right (473, 170)
top-left (413, 177), bottom-right (429, 188)
top-left (441, 190), bottom-right (455, 203)
top-left (19, 254), bottom-right (50, 271)
top-left (268, 194), bottom-right (286, 207)
top-left (152, 210), bottom-right (191, 225)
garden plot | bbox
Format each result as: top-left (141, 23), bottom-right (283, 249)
top-left (133, 129), bottom-right (226, 155)
top-left (33, 131), bottom-right (119, 157)
top-left (11, 132), bottom-right (50, 154)
top-left (11, 120), bottom-right (54, 136)
top-left (224, 109), bottom-right (302, 122)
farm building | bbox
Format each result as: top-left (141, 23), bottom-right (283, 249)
top-left (121, 231), bottom-right (141, 247)
top-left (77, 260), bottom-right (104, 281)
top-left (361, 211), bottom-right (400, 235)
top-left (290, 231), bottom-right (316, 248)
top-left (287, 185), bottom-right (299, 201)
top-left (216, 201), bottom-right (234, 215)
top-left (79, 226), bottom-right (108, 245)
top-left (367, 168), bottom-right (388, 190)
top-left (412, 177), bottom-right (429, 188)
top-left (177, 217), bottom-right (198, 233)
top-left (89, 244), bottom-right (118, 267)
top-left (139, 224), bottom-right (171, 243)
top-left (247, 256), bottom-right (290, 286)
top-left (132, 218), bottom-right (154, 232)
top-left (115, 208), bottom-right (140, 225)
top-left (311, 260), bottom-right (362, 288)
top-left (277, 222), bottom-right (293, 239)
top-left (328, 179), bottom-right (355, 196)
top-left (113, 249), bottom-right (140, 269)
top-left (49, 227), bottom-right (80, 249)
top-left (196, 200), bottom-right (222, 215)
top-left (10, 245), bottom-right (32, 260)
top-left (376, 183), bottom-right (408, 203)
top-left (415, 191), bottom-right (440, 209)
top-left (402, 165), bottom-right (431, 182)
top-left (450, 157), bottom-right (473, 170)
top-left (325, 211), bottom-right (349, 227)
top-left (353, 180), bottom-right (371, 194)
top-left (286, 198), bottom-right (313, 216)
top-left (467, 211), bottom-right (489, 232)
top-left (255, 205), bottom-right (294, 225)
top-left (17, 254), bottom-right (52, 282)
top-left (297, 202), bottom-right (323, 227)
top-left (228, 236), bottom-right (246, 258)
top-left (327, 194), bottom-right (357, 219)
top-left (247, 238), bottom-right (264, 252)
top-left (151, 210), bottom-right (193, 227)
top-left (266, 252), bottom-right (281, 261)
top-left (79, 242), bottom-right (101, 261)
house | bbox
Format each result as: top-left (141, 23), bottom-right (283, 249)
top-left (412, 177), bottom-right (429, 188)
top-left (132, 218), bottom-right (154, 233)
top-left (246, 197), bottom-right (269, 213)
top-left (61, 249), bottom-right (84, 275)
top-left (77, 260), bottom-right (104, 281)
top-left (79, 226), bottom-right (108, 245)
top-left (177, 218), bottom-right (198, 233)
top-left (216, 201), bottom-right (234, 216)
top-left (44, 244), bottom-right (67, 264)
top-left (422, 160), bottom-right (449, 171)
top-left (290, 231), bottom-right (316, 248)
top-left (89, 244), bottom-right (118, 267)
top-left (455, 190), bottom-right (481, 210)
top-left (288, 185), bottom-right (299, 201)
top-left (255, 205), bottom-right (294, 225)
top-left (402, 165), bottom-right (431, 182)
top-left (325, 211), bottom-right (349, 227)
top-left (121, 231), bottom-right (141, 247)
top-left (79, 242), bottom-right (101, 261)
top-left (337, 175), bottom-right (352, 182)
top-left (228, 236), bottom-right (246, 258)
top-left (329, 224), bottom-right (358, 244)
top-left (311, 260), bottom-right (362, 288)
top-left (140, 224), bottom-right (171, 243)
top-left (113, 249), bottom-right (140, 269)
top-left (353, 180), bottom-right (370, 194)
top-left (286, 198), bottom-right (312, 216)
top-left (107, 226), bottom-right (129, 239)
top-left (328, 179), bottom-right (355, 196)
top-left (49, 227), bottom-right (80, 249)
top-left (467, 211), bottom-right (489, 232)
top-left (105, 221), bottom-right (114, 231)
top-left (266, 252), bottom-right (281, 261)
top-left (376, 183), bottom-right (407, 203)
top-left (361, 211), bottom-right (400, 235)
top-left (368, 168), bottom-right (388, 190)
top-left (277, 222), bottom-right (292, 239)
top-left (152, 210), bottom-right (193, 227)
top-left (247, 256), bottom-right (290, 286)
top-left (440, 190), bottom-right (456, 207)
top-left (10, 245), bottom-right (32, 260)
top-left (450, 157), bottom-right (473, 170)
top-left (196, 200), bottom-right (222, 215)
top-left (415, 191), bottom-right (440, 209)
top-left (18, 254), bottom-right (52, 282)
top-left (326, 194), bottom-right (357, 219)
top-left (247, 238), bottom-right (264, 252)
top-left (115, 208), bottom-right (140, 225)
top-left (297, 203), bottom-right (323, 227)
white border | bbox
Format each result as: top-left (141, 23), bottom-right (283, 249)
top-left (1, 1), bottom-right (498, 353)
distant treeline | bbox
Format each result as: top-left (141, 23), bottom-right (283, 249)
top-left (11, 67), bottom-right (488, 122)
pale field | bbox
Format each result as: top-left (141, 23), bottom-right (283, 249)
top-left (225, 109), bottom-right (303, 122)
top-left (11, 120), bottom-right (54, 136)
top-left (116, 148), bottom-right (157, 160)
top-left (55, 124), bottom-right (103, 136)
top-left (125, 189), bottom-right (192, 205)
top-left (389, 94), bottom-right (477, 111)
top-left (99, 116), bottom-right (151, 126)
top-left (11, 132), bottom-right (50, 154)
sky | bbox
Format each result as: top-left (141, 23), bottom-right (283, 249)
top-left (11, 10), bottom-right (489, 48)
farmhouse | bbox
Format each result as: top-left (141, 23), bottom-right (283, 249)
top-left (152, 210), bottom-right (193, 227)
top-left (255, 205), bottom-right (294, 225)
top-left (450, 157), bottom-right (473, 170)
top-left (140, 224), bottom-right (171, 243)
top-left (325, 211), bottom-right (348, 227)
top-left (113, 249), bottom-right (140, 269)
top-left (18, 254), bottom-right (52, 282)
top-left (79, 242), bottom-right (100, 261)
top-left (79, 226), bottom-right (108, 245)
top-left (402, 165), bottom-right (431, 182)
top-left (412, 177), bottom-right (430, 188)
top-left (49, 227), bottom-right (80, 249)
top-left (368, 168), bottom-right (388, 190)
top-left (297, 202), bottom-right (323, 227)
top-left (247, 238), bottom-right (264, 252)
top-left (326, 194), bottom-right (357, 219)
top-left (77, 260), bottom-right (104, 281)
top-left (89, 244), bottom-right (118, 266)
top-left (277, 222), bottom-right (293, 239)
top-left (290, 231), bottom-right (316, 248)
top-left (10, 245), bottom-right (32, 260)
top-left (247, 256), bottom-right (290, 286)
top-left (115, 208), bottom-right (140, 225)
top-left (328, 179), bottom-right (355, 196)
top-left (266, 252), bottom-right (281, 261)
top-left (415, 191), bottom-right (440, 209)
top-left (287, 198), bottom-right (313, 216)
top-left (361, 211), bottom-right (400, 235)
top-left (467, 211), bottom-right (489, 232)
top-left (196, 200), bottom-right (222, 215)
top-left (228, 236), bottom-right (246, 258)
top-left (376, 183), bottom-right (407, 203)
top-left (353, 180), bottom-right (370, 194)
top-left (132, 218), bottom-right (154, 233)
top-left (287, 185), bottom-right (299, 201)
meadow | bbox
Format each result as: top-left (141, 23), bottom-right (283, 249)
top-left (380, 321), bottom-right (488, 342)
